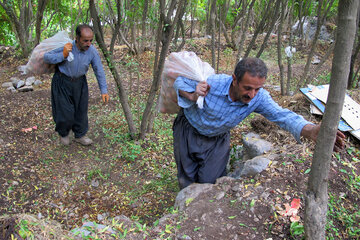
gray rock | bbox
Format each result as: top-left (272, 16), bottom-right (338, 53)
top-left (240, 156), bottom-right (271, 177)
top-left (292, 17), bottom-right (332, 41)
top-left (242, 133), bottom-right (272, 159)
top-left (16, 80), bottom-right (25, 89)
top-left (2, 82), bottom-right (13, 88)
top-left (11, 77), bottom-right (21, 87)
top-left (33, 79), bottom-right (43, 86)
top-left (175, 183), bottom-right (214, 211)
top-left (25, 76), bottom-right (36, 86)
top-left (71, 227), bottom-right (91, 237)
top-left (91, 179), bottom-right (99, 187)
top-left (7, 86), bottom-right (16, 92)
top-left (17, 86), bottom-right (33, 92)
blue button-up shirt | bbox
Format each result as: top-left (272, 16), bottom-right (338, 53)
top-left (173, 74), bottom-right (311, 142)
top-left (44, 40), bottom-right (108, 94)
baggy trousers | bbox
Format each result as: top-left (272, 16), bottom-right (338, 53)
top-left (173, 109), bottom-right (230, 189)
top-left (51, 70), bottom-right (88, 138)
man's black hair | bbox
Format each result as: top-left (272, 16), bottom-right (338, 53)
top-left (234, 58), bottom-right (268, 82)
top-left (75, 24), bottom-right (93, 38)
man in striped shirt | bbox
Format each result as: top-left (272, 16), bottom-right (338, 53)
top-left (173, 57), bottom-right (345, 189)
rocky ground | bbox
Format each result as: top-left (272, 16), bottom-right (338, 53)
top-left (0, 39), bottom-right (359, 239)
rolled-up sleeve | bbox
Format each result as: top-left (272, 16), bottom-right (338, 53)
top-left (173, 76), bottom-right (198, 108)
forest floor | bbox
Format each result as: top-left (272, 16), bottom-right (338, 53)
top-left (0, 37), bottom-right (360, 239)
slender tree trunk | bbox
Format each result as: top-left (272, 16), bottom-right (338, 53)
top-left (256, 0), bottom-right (281, 58)
top-left (230, 0), bottom-right (245, 49)
top-left (235, 0), bottom-right (255, 63)
top-left (139, 0), bottom-right (187, 140)
top-left (0, 0), bottom-right (32, 57)
top-left (286, 4), bottom-right (294, 96)
top-left (243, 0), bottom-right (274, 58)
top-left (89, 0), bottom-right (137, 139)
top-left (210, 0), bottom-right (216, 69)
top-left (296, 0), bottom-right (336, 91)
top-left (277, 0), bottom-right (286, 96)
top-left (304, 1), bottom-right (358, 239)
top-left (348, 6), bottom-right (360, 89)
top-left (34, 0), bottom-right (48, 46)
top-left (139, 0), bottom-right (149, 54)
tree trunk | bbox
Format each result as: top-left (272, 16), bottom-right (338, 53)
top-left (348, 6), bottom-right (360, 89)
top-left (89, 0), bottom-right (137, 139)
top-left (286, 4), bottom-right (294, 96)
top-left (243, 0), bottom-right (274, 58)
top-left (296, 0), bottom-right (336, 91)
top-left (277, 0), bottom-right (286, 96)
top-left (34, 0), bottom-right (48, 47)
top-left (304, 1), bottom-right (358, 239)
top-left (235, 0), bottom-right (255, 62)
top-left (0, 0), bottom-right (32, 57)
top-left (230, 0), bottom-right (245, 49)
top-left (256, 0), bottom-right (281, 58)
top-left (139, 0), bottom-right (186, 140)
top-left (210, 0), bottom-right (216, 69)
top-left (139, 0), bottom-right (149, 54)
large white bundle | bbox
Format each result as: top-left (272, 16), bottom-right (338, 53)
top-left (159, 51), bottom-right (214, 114)
top-left (19, 31), bottom-right (73, 75)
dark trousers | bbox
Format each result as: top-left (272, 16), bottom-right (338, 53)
top-left (51, 70), bottom-right (88, 138)
top-left (173, 109), bottom-right (230, 189)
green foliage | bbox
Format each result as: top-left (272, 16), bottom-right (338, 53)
top-left (16, 219), bottom-right (35, 239)
top-left (327, 193), bottom-right (360, 239)
top-left (290, 221), bottom-right (305, 239)
top-left (0, 20), bottom-right (17, 46)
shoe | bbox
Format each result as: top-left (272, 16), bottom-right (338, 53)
top-left (60, 135), bottom-right (70, 146)
top-left (75, 136), bottom-right (93, 146)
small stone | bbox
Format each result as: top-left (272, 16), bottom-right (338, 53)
top-left (16, 80), bottom-right (25, 89)
top-left (25, 76), bottom-right (36, 86)
top-left (2, 82), bottom-right (13, 88)
top-left (7, 86), bottom-right (16, 92)
top-left (11, 77), bottom-right (20, 87)
top-left (91, 179), bottom-right (99, 187)
top-left (34, 80), bottom-right (43, 86)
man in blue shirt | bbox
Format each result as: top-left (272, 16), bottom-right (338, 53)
top-left (44, 24), bottom-right (109, 146)
top-left (173, 57), bottom-right (345, 189)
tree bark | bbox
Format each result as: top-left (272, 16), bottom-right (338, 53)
top-left (34, 0), bottom-right (48, 47)
top-left (0, 0), bottom-right (32, 57)
top-left (89, 0), bottom-right (137, 139)
top-left (243, 0), bottom-right (274, 58)
top-left (277, 0), bottom-right (286, 96)
top-left (139, 0), bottom-right (149, 54)
top-left (235, 0), bottom-right (255, 63)
top-left (139, 0), bottom-right (187, 140)
top-left (286, 4), bottom-right (294, 96)
top-left (348, 6), bottom-right (360, 89)
top-left (296, 0), bottom-right (335, 91)
top-left (210, 0), bottom-right (216, 69)
top-left (304, 1), bottom-right (358, 239)
top-left (256, 0), bottom-right (281, 58)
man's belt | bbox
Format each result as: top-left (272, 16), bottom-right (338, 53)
top-left (57, 71), bottom-right (85, 81)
